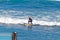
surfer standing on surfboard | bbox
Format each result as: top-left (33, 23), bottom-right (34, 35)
top-left (28, 17), bottom-right (32, 24)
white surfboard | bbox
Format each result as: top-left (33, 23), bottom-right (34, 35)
top-left (24, 23), bottom-right (33, 26)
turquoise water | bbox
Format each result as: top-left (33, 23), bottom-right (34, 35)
top-left (0, 1), bottom-right (60, 22)
top-left (0, 24), bottom-right (60, 40)
top-left (0, 0), bottom-right (60, 40)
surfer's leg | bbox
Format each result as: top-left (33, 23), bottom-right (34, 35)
top-left (28, 21), bottom-right (29, 24)
top-left (28, 21), bottom-right (32, 24)
top-left (31, 22), bottom-right (32, 24)
top-left (31, 21), bottom-right (32, 24)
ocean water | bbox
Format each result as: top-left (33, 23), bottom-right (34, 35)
top-left (0, 24), bottom-right (60, 40)
top-left (0, 0), bottom-right (60, 40)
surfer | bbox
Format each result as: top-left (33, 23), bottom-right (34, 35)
top-left (28, 17), bottom-right (32, 24)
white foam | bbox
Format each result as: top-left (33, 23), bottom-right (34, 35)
top-left (0, 17), bottom-right (60, 26)
top-left (50, 0), bottom-right (60, 1)
top-left (0, 17), bottom-right (27, 24)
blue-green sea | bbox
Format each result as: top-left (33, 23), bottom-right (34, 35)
top-left (0, 0), bottom-right (60, 40)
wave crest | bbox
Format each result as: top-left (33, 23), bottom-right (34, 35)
top-left (0, 17), bottom-right (60, 26)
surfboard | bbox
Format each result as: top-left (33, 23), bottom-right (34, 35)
top-left (24, 23), bottom-right (33, 26)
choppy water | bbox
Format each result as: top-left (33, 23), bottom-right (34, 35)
top-left (0, 24), bottom-right (60, 40)
top-left (0, 1), bottom-right (60, 26)
top-left (0, 0), bottom-right (60, 40)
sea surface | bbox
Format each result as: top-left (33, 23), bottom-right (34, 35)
top-left (0, 24), bottom-right (60, 40)
top-left (0, 0), bottom-right (60, 40)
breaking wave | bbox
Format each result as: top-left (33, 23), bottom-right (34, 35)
top-left (0, 17), bottom-right (60, 26)
top-left (0, 10), bottom-right (60, 26)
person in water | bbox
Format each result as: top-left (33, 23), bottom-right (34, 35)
top-left (28, 17), bottom-right (32, 24)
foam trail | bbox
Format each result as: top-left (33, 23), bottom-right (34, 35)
top-left (0, 17), bottom-right (60, 26)
top-left (0, 17), bottom-right (28, 24)
top-left (49, 0), bottom-right (60, 1)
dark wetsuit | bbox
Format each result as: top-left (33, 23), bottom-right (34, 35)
top-left (28, 18), bottom-right (32, 24)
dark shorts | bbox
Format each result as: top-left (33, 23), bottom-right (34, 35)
top-left (28, 20), bottom-right (32, 22)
